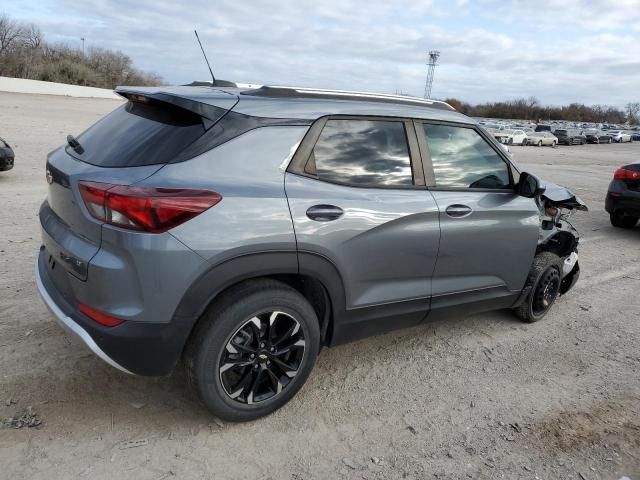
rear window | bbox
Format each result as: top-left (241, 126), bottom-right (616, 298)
top-left (69, 100), bottom-right (209, 167)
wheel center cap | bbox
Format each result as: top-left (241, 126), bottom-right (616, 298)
top-left (257, 353), bottom-right (269, 362)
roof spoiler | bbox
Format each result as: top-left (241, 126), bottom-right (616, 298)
top-left (115, 87), bottom-right (233, 124)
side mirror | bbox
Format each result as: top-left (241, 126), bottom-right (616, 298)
top-left (518, 172), bottom-right (545, 198)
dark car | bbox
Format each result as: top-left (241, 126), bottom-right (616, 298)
top-left (553, 129), bottom-right (586, 145)
top-left (535, 124), bottom-right (552, 132)
top-left (631, 131), bottom-right (640, 141)
top-left (0, 137), bottom-right (15, 172)
top-left (583, 130), bottom-right (613, 144)
top-left (605, 163), bottom-right (640, 229)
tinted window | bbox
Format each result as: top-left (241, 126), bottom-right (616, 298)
top-left (422, 124), bottom-right (511, 189)
top-left (310, 119), bottom-right (413, 187)
top-left (70, 100), bottom-right (211, 167)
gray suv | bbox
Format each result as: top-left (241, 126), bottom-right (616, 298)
top-left (36, 86), bottom-right (586, 421)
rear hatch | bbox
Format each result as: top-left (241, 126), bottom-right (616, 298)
top-left (42, 87), bottom-right (237, 280)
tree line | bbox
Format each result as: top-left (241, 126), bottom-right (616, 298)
top-left (0, 13), bottom-right (163, 88)
top-left (444, 97), bottom-right (640, 126)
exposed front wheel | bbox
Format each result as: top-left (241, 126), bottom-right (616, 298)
top-left (514, 252), bottom-right (563, 323)
top-left (610, 212), bottom-right (638, 229)
top-left (184, 279), bottom-right (321, 422)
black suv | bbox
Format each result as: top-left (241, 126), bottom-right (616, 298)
top-left (553, 129), bottom-right (586, 145)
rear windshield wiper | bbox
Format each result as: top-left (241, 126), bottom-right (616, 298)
top-left (66, 134), bottom-right (85, 155)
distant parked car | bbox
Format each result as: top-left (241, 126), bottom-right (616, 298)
top-left (608, 130), bottom-right (632, 143)
top-left (605, 163), bottom-right (640, 229)
top-left (526, 131), bottom-right (557, 146)
top-left (553, 129), bottom-right (586, 145)
top-left (631, 131), bottom-right (640, 141)
top-left (583, 130), bottom-right (613, 144)
top-left (494, 129), bottom-right (528, 146)
top-left (0, 137), bottom-right (15, 172)
top-left (535, 124), bottom-right (552, 132)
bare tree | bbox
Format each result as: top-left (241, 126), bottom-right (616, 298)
top-left (626, 102), bottom-right (640, 126)
top-left (23, 23), bottom-right (42, 49)
top-left (0, 14), bottom-right (25, 55)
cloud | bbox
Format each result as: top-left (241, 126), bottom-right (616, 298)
top-left (4, 0), bottom-right (640, 106)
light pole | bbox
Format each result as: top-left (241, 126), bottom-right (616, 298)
top-left (81, 37), bottom-right (85, 55)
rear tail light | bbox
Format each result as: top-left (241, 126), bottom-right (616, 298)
top-left (78, 181), bottom-right (222, 233)
top-left (613, 167), bottom-right (640, 180)
top-left (79, 303), bottom-right (125, 327)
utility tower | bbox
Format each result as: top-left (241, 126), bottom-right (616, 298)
top-left (423, 50), bottom-right (440, 99)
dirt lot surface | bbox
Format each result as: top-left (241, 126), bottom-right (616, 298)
top-left (0, 92), bottom-right (638, 480)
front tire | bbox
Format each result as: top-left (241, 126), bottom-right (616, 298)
top-left (610, 212), bottom-right (638, 229)
top-left (514, 252), bottom-right (563, 323)
top-left (184, 279), bottom-right (321, 422)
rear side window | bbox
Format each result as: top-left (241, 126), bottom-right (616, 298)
top-left (69, 101), bottom-right (209, 167)
top-left (422, 124), bottom-right (511, 189)
top-left (309, 119), bottom-right (413, 187)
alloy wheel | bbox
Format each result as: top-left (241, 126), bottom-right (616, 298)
top-left (219, 311), bottom-right (306, 405)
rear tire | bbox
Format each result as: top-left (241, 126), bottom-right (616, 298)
top-left (522, 138), bottom-right (527, 146)
top-left (184, 278), bottom-right (321, 422)
top-left (538, 140), bottom-right (543, 147)
top-left (514, 252), bottom-right (563, 323)
top-left (610, 212), bottom-right (638, 229)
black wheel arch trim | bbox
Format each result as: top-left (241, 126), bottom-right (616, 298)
top-left (173, 250), bottom-right (348, 348)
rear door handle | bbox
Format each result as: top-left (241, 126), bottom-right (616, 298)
top-left (445, 204), bottom-right (473, 218)
top-left (306, 205), bottom-right (344, 222)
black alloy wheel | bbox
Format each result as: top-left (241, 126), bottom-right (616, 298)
top-left (219, 311), bottom-right (306, 405)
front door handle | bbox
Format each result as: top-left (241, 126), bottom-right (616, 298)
top-left (445, 204), bottom-right (473, 218)
top-left (306, 205), bottom-right (344, 222)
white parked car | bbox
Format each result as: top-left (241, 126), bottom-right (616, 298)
top-left (494, 129), bottom-right (528, 146)
top-left (607, 130), bottom-right (632, 143)
top-left (526, 131), bottom-right (558, 147)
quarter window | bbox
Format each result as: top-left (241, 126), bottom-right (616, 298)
top-left (422, 124), bottom-right (511, 189)
top-left (309, 119), bottom-right (413, 187)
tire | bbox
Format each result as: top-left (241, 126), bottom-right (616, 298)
top-left (522, 138), bottom-right (527, 146)
top-left (184, 278), bottom-right (321, 422)
top-left (552, 141), bottom-right (557, 147)
top-left (508, 137), bottom-right (513, 145)
top-left (538, 140), bottom-right (543, 147)
top-left (610, 212), bottom-right (639, 229)
top-left (514, 252), bottom-right (564, 323)
top-left (608, 138), bottom-right (612, 144)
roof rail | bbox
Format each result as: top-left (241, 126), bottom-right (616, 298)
top-left (240, 86), bottom-right (456, 111)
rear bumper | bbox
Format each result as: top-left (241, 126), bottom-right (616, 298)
top-left (605, 189), bottom-right (640, 216)
top-left (35, 250), bottom-right (133, 374)
top-left (35, 247), bottom-right (192, 376)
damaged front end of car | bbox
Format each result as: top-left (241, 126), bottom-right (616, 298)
top-left (535, 181), bottom-right (588, 295)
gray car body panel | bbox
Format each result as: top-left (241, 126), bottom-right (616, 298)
top-left (285, 173), bottom-right (440, 310)
top-left (162, 126), bottom-right (308, 260)
top-left (427, 190), bottom-right (540, 297)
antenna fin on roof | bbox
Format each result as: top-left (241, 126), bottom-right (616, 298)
top-left (194, 29), bottom-right (216, 86)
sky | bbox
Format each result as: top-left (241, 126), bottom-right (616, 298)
top-left (4, 0), bottom-right (640, 106)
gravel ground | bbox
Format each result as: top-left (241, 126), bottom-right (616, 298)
top-left (0, 92), bottom-right (638, 480)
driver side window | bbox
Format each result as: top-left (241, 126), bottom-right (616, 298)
top-left (422, 124), bottom-right (511, 189)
